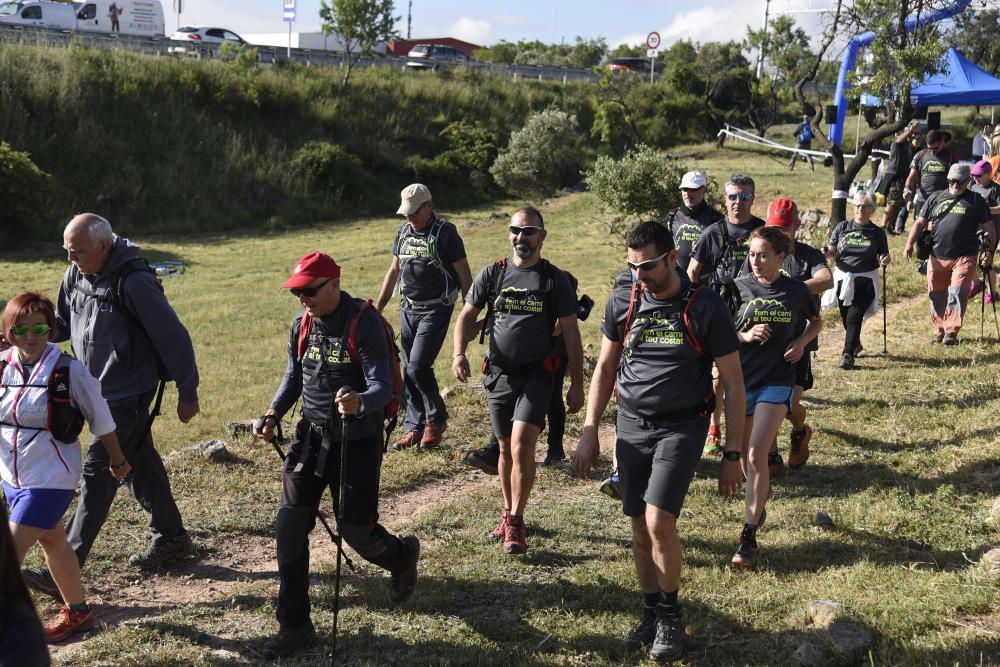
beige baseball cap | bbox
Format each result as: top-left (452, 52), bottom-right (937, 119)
top-left (396, 183), bottom-right (432, 215)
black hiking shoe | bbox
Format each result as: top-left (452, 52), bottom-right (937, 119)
top-left (128, 533), bottom-right (195, 569)
top-left (839, 352), bottom-right (854, 370)
top-left (625, 605), bottom-right (657, 649)
top-left (262, 623), bottom-right (316, 660)
top-left (943, 332), bottom-right (959, 346)
top-left (21, 566), bottom-right (62, 603)
top-left (650, 604), bottom-right (684, 662)
top-left (731, 525), bottom-right (759, 569)
top-left (540, 449), bottom-right (565, 466)
top-left (389, 536), bottom-right (420, 604)
top-left (465, 446), bottom-right (499, 475)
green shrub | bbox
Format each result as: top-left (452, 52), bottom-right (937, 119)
top-left (490, 108), bottom-right (586, 200)
top-left (291, 140), bottom-right (363, 203)
top-left (0, 142), bottom-right (54, 242)
top-left (585, 144), bottom-right (686, 220)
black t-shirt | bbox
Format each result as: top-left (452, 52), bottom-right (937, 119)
top-left (691, 216), bottom-right (766, 286)
top-left (671, 203), bottom-right (725, 271)
top-left (393, 217), bottom-right (467, 305)
top-left (971, 181), bottom-right (1000, 225)
top-left (919, 190), bottom-right (992, 260)
top-left (468, 259), bottom-right (577, 366)
top-left (885, 139), bottom-right (913, 182)
top-left (295, 293), bottom-right (387, 438)
top-left (828, 221), bottom-right (890, 273)
top-left (601, 275), bottom-right (738, 418)
top-left (913, 148), bottom-right (957, 196)
top-left (734, 273), bottom-right (818, 390)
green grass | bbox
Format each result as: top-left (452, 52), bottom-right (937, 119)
top-left (2, 146), bottom-right (998, 666)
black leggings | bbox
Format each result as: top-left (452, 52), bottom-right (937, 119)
top-left (838, 277), bottom-right (875, 354)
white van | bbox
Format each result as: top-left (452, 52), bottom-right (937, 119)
top-left (0, 1), bottom-right (77, 30)
top-left (74, 0), bottom-right (164, 37)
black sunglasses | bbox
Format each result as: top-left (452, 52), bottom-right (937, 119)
top-left (627, 250), bottom-right (670, 272)
top-left (290, 278), bottom-right (332, 298)
top-left (509, 226), bottom-right (541, 237)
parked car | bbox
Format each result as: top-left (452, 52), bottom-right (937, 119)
top-left (0, 0), bottom-right (164, 37)
top-left (168, 25), bottom-right (249, 56)
top-left (607, 57), bottom-right (651, 75)
top-left (405, 43), bottom-right (469, 70)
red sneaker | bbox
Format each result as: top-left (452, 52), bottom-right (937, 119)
top-left (703, 425), bottom-right (722, 456)
top-left (503, 515), bottom-right (527, 555)
top-left (788, 424), bottom-right (812, 469)
top-left (45, 605), bottom-right (95, 643)
top-left (392, 430), bottom-right (422, 451)
top-left (487, 508), bottom-right (509, 543)
top-left (420, 422), bottom-right (447, 449)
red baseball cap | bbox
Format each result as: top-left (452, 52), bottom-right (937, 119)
top-left (765, 198), bottom-right (797, 228)
top-left (282, 252), bottom-right (341, 289)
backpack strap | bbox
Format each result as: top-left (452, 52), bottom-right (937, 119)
top-left (479, 259), bottom-right (508, 345)
top-left (343, 299), bottom-right (370, 371)
top-left (622, 278), bottom-right (642, 341)
top-left (681, 285), bottom-right (706, 356)
top-left (296, 312), bottom-right (314, 361)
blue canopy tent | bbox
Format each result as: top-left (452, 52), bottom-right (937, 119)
top-left (910, 48), bottom-right (1000, 106)
top-left (860, 49), bottom-right (1000, 108)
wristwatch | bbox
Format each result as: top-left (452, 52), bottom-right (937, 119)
top-left (722, 450), bottom-right (741, 462)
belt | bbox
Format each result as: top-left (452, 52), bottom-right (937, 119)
top-left (401, 290), bottom-right (458, 310)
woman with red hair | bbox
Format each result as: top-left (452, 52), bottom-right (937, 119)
top-left (1, 292), bottom-right (131, 643)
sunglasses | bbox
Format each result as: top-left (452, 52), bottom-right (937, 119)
top-left (627, 250), bottom-right (671, 272)
top-left (11, 323), bottom-right (51, 337)
top-left (726, 192), bottom-right (754, 202)
top-left (290, 278), bottom-right (332, 298)
top-left (509, 226), bottom-right (541, 237)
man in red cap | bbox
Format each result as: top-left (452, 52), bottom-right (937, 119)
top-left (755, 199), bottom-right (831, 471)
top-left (253, 252), bottom-right (419, 660)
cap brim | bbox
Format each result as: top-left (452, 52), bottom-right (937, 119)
top-left (281, 275), bottom-right (317, 289)
top-left (765, 219), bottom-right (793, 228)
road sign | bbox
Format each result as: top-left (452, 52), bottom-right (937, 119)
top-left (283, 0), bottom-right (296, 22)
top-left (646, 31), bottom-right (661, 50)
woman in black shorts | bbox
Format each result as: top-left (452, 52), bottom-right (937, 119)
top-left (730, 227), bottom-right (820, 568)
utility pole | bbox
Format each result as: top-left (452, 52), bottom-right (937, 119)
top-left (407, 0), bottom-right (412, 39)
top-left (755, 0), bottom-right (771, 79)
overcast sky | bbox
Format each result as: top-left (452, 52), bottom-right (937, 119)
top-left (172, 0), bottom-right (793, 46)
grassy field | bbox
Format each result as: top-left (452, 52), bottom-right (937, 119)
top-left (1, 140), bottom-right (998, 666)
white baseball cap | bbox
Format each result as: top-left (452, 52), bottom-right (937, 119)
top-left (396, 183), bottom-right (432, 215)
top-left (680, 171), bottom-right (707, 189)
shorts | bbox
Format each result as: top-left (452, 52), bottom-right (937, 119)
top-left (745, 385), bottom-right (793, 416)
top-left (484, 369), bottom-right (554, 438)
top-left (2, 480), bottom-right (75, 530)
top-left (615, 411), bottom-right (707, 518)
top-left (794, 353), bottom-right (814, 391)
top-left (885, 179), bottom-right (906, 208)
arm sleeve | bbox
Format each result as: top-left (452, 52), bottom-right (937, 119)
top-left (391, 225), bottom-right (403, 258)
top-left (691, 226), bottom-right (720, 265)
top-left (703, 293), bottom-right (740, 359)
top-left (355, 310), bottom-right (391, 415)
top-left (466, 265), bottom-right (493, 309)
top-left (54, 270), bottom-right (72, 344)
top-left (802, 284), bottom-right (820, 319)
top-left (809, 248), bottom-right (830, 276)
top-left (269, 319), bottom-right (303, 417)
top-left (876, 230), bottom-right (890, 257)
top-left (827, 221), bottom-right (844, 248)
top-left (122, 273), bottom-right (200, 402)
top-left (69, 361), bottom-right (116, 437)
top-left (441, 224), bottom-right (468, 263)
top-left (553, 270), bottom-right (577, 319)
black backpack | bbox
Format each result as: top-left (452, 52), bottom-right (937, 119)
top-left (0, 353), bottom-right (85, 444)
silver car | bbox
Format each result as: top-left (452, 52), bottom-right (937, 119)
top-left (406, 44), bottom-right (469, 70)
top-left (168, 26), bottom-right (249, 56)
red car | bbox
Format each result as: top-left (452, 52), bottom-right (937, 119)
top-left (607, 57), bottom-right (651, 74)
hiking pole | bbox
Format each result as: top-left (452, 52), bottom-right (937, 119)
top-left (255, 416), bottom-right (354, 571)
top-left (331, 410), bottom-right (349, 667)
top-left (989, 266), bottom-right (1000, 339)
top-left (881, 264), bottom-right (888, 355)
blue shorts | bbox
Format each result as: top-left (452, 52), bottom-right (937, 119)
top-left (2, 481), bottom-right (75, 530)
top-left (745, 385), bottom-right (793, 416)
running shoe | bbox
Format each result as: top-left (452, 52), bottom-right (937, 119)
top-left (465, 446), bottom-right (499, 475)
top-left (419, 422), bottom-right (447, 449)
top-left (703, 426), bottom-right (723, 456)
top-left (599, 471), bottom-right (621, 500)
top-left (625, 605), bottom-right (658, 649)
top-left (650, 604), bottom-right (685, 661)
top-left (392, 429), bottom-right (422, 451)
top-left (503, 515), bottom-right (527, 555)
top-left (943, 332), bottom-right (959, 346)
top-left (731, 526), bottom-right (759, 569)
top-left (767, 452), bottom-right (785, 479)
top-left (45, 605), bottom-right (95, 643)
top-left (788, 424), bottom-right (812, 469)
top-left (839, 352), bottom-right (854, 370)
top-left (487, 509), bottom-right (509, 543)
top-left (389, 536), bottom-right (420, 603)
top-left (987, 292), bottom-right (996, 306)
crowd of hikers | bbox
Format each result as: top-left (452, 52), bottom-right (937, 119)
top-left (2, 125), bottom-right (999, 661)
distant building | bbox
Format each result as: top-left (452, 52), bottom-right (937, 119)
top-left (241, 31), bottom-right (388, 54)
top-left (386, 37), bottom-right (480, 57)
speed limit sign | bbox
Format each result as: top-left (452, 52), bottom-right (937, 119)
top-left (646, 31), bottom-right (661, 50)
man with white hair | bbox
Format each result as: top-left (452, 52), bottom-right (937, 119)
top-left (22, 213), bottom-right (200, 597)
top-left (904, 165), bottom-right (996, 344)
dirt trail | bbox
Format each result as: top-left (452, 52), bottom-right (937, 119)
top-left (49, 424), bottom-right (618, 661)
top-left (815, 290), bottom-right (927, 363)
